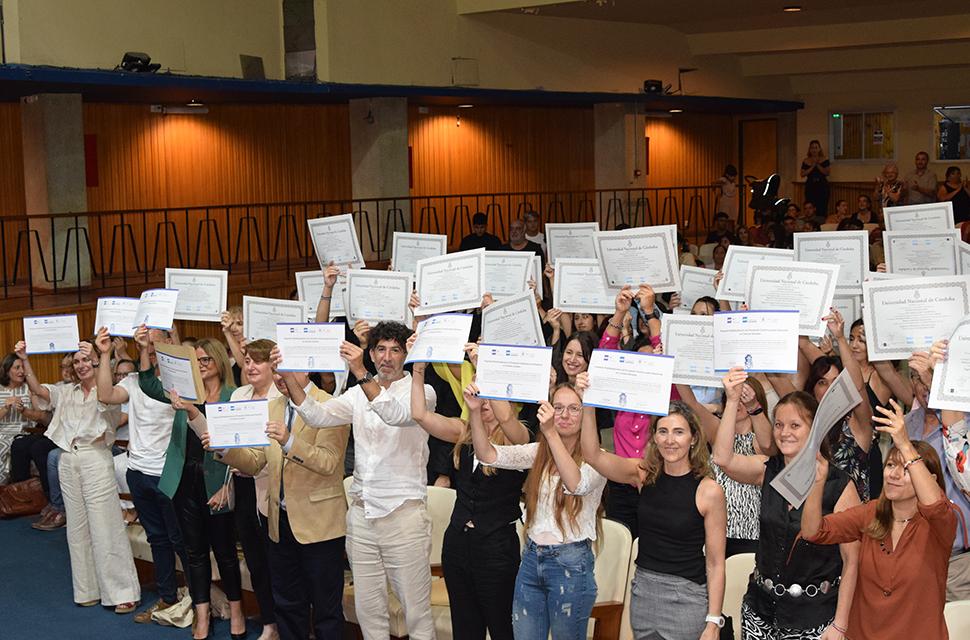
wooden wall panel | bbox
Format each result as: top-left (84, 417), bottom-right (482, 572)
top-left (83, 103), bottom-right (353, 211)
top-left (408, 106), bottom-right (595, 196)
top-left (0, 103), bottom-right (26, 216)
top-left (644, 114), bottom-right (735, 188)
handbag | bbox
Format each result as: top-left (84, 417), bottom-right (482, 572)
top-left (0, 477), bottom-right (48, 517)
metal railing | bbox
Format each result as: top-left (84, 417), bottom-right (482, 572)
top-left (0, 185), bottom-right (719, 310)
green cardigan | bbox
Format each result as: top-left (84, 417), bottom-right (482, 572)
top-left (138, 369), bottom-right (234, 503)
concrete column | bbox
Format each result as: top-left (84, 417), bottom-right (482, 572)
top-left (20, 93), bottom-right (91, 289)
top-left (348, 97), bottom-right (410, 262)
top-left (594, 103), bottom-right (647, 228)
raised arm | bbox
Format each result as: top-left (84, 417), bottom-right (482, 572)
top-left (92, 329), bottom-right (130, 405)
top-left (220, 311), bottom-right (248, 385)
top-left (314, 262), bottom-right (340, 323)
top-left (875, 399), bottom-right (946, 507)
top-left (536, 401), bottom-right (582, 493)
top-left (675, 383), bottom-right (722, 446)
top-left (489, 398), bottom-right (530, 445)
top-left (712, 368), bottom-right (768, 486)
top-left (579, 400), bottom-right (640, 486)
top-left (826, 310), bottom-right (873, 445)
top-left (465, 382), bottom-right (498, 464)
top-left (410, 362), bottom-right (464, 442)
top-left (872, 360), bottom-right (914, 409)
top-left (13, 341), bottom-right (50, 404)
top-left (800, 454), bottom-right (830, 540)
top-left (741, 382), bottom-right (777, 455)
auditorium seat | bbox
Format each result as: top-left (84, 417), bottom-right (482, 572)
top-left (724, 552), bottom-right (755, 640)
top-left (618, 537), bottom-right (638, 640)
top-left (945, 600), bottom-right (970, 636)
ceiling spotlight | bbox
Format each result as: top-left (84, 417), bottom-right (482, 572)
top-left (783, 5), bottom-right (802, 12)
top-left (457, 104), bottom-right (474, 108)
top-left (186, 99), bottom-right (205, 107)
top-left (669, 109), bottom-right (684, 114)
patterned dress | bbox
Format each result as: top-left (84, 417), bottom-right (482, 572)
top-left (0, 384), bottom-right (32, 484)
top-left (712, 432), bottom-right (761, 542)
top-left (831, 419), bottom-right (869, 502)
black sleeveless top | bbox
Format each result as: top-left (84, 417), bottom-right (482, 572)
top-left (636, 470), bottom-right (707, 584)
top-left (745, 455), bottom-right (850, 628)
top-left (450, 444), bottom-right (526, 537)
top-left (944, 183), bottom-right (970, 224)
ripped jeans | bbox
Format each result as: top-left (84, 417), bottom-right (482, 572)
top-left (512, 539), bottom-right (597, 640)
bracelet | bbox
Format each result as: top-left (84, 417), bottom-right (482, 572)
top-left (747, 406), bottom-right (764, 416)
top-left (903, 456), bottom-right (924, 472)
top-left (830, 622), bottom-right (847, 634)
top-left (320, 295), bottom-right (332, 300)
top-left (607, 318), bottom-right (623, 331)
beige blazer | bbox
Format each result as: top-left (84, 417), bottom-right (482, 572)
top-left (218, 386), bottom-right (350, 544)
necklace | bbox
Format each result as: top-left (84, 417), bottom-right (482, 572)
top-left (894, 516), bottom-right (914, 524)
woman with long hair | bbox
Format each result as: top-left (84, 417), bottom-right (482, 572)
top-left (0, 352), bottom-right (32, 484)
top-left (714, 368), bottom-right (860, 640)
top-left (408, 352), bottom-right (529, 640)
top-left (580, 390), bottom-right (727, 640)
top-left (137, 329), bottom-right (246, 640)
top-left (801, 401), bottom-right (955, 640)
top-left (468, 380), bottom-right (606, 640)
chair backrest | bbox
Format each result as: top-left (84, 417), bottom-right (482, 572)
top-left (945, 600), bottom-right (970, 637)
top-left (342, 475), bottom-right (353, 507)
top-left (698, 242), bottom-right (717, 267)
top-left (724, 553), bottom-right (755, 640)
top-left (593, 519), bottom-right (633, 604)
top-left (426, 486), bottom-right (457, 566)
top-left (618, 538), bottom-right (638, 640)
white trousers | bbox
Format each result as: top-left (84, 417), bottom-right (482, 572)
top-left (59, 443), bottom-right (141, 605)
top-left (346, 500), bottom-right (435, 640)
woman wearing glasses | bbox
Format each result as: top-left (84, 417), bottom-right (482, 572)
top-left (136, 328), bottom-right (246, 640)
top-left (467, 379), bottom-right (606, 640)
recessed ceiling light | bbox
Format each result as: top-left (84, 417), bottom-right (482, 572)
top-left (669, 109), bottom-right (683, 113)
top-left (186, 99), bottom-right (205, 107)
top-left (457, 104), bottom-right (474, 108)
top-left (783, 5), bottom-right (802, 12)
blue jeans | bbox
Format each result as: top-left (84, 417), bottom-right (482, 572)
top-left (512, 539), bottom-right (597, 640)
top-left (126, 469), bottom-right (189, 604)
top-left (47, 448), bottom-right (63, 512)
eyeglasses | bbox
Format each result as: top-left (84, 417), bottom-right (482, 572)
top-left (197, 356), bottom-right (214, 366)
top-left (553, 404), bottom-right (582, 416)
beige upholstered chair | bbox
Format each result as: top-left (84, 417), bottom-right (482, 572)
top-left (724, 553), bottom-right (755, 640)
top-left (945, 600), bottom-right (970, 637)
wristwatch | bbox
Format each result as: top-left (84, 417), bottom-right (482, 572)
top-left (358, 371), bottom-right (375, 385)
top-left (705, 615), bottom-right (726, 628)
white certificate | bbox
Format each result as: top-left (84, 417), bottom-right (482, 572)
top-left (165, 268), bottom-right (228, 322)
top-left (134, 288), bottom-right (180, 331)
top-left (584, 349), bottom-right (675, 416)
top-left (866, 271), bottom-right (905, 281)
top-left (483, 251), bottom-right (533, 299)
top-left (553, 258), bottom-right (616, 314)
top-left (481, 291), bottom-right (544, 347)
top-left (831, 295), bottom-right (861, 339)
top-left (391, 232), bottom-right (447, 275)
top-left (929, 315), bottom-right (970, 412)
top-left (307, 214), bottom-right (365, 269)
top-left (793, 231), bottom-right (869, 294)
top-left (295, 270), bottom-right (346, 321)
top-left (475, 344), bottom-right (553, 404)
top-left (770, 368), bottom-right (862, 508)
top-left (23, 315), bottom-right (80, 354)
top-left (275, 323), bottom-right (345, 372)
top-left (94, 297), bottom-right (139, 337)
top-left (546, 222), bottom-right (599, 263)
top-left (405, 314), bottom-right (474, 365)
top-left (862, 275), bottom-right (970, 361)
top-left (678, 266), bottom-right (718, 311)
top-left (661, 314), bottom-right (720, 387)
top-left (345, 269), bottom-right (412, 326)
top-left (415, 249), bottom-right (485, 316)
top-left (206, 399), bottom-right (271, 449)
top-left (713, 310), bottom-right (800, 373)
top-left (745, 260), bottom-right (840, 338)
top-left (530, 255), bottom-right (544, 299)
top-left (243, 296), bottom-right (305, 342)
top-left (593, 225), bottom-right (680, 293)
top-left (961, 242), bottom-right (970, 276)
top-left (884, 230), bottom-right (960, 277)
top-left (155, 345), bottom-right (203, 403)
top-left (883, 201), bottom-right (955, 232)
top-left (716, 246), bottom-right (794, 302)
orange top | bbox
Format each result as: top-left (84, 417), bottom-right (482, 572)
top-left (807, 497), bottom-right (956, 640)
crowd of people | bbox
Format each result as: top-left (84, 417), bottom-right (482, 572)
top-left (2, 178), bottom-right (970, 640)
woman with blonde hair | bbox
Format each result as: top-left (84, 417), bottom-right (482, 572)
top-left (468, 379), bottom-right (606, 640)
top-left (580, 380), bottom-right (727, 640)
top-left (801, 400), bottom-right (955, 640)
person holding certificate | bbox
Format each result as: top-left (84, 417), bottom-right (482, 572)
top-left (276, 321), bottom-right (439, 640)
top-left (13, 338), bottom-right (140, 615)
top-left (713, 370), bottom-right (860, 640)
top-left (799, 403), bottom-right (955, 640)
top-left (467, 379), bottom-right (606, 640)
top-left (135, 330), bottom-right (245, 640)
top-left (579, 389), bottom-right (727, 640)
top-left (407, 357), bottom-right (529, 640)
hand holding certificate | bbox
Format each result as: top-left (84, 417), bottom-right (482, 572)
top-left (713, 310), bottom-right (799, 373)
top-left (345, 270), bottom-right (412, 326)
top-left (134, 288), bottom-right (180, 331)
top-left (929, 315), bottom-right (970, 412)
top-left (583, 349), bottom-right (674, 416)
top-left (593, 225), bottom-right (680, 293)
top-left (770, 368), bottom-right (862, 508)
top-left (154, 343), bottom-right (205, 404)
top-left (307, 214), bottom-right (365, 269)
top-left (475, 344), bottom-right (553, 404)
top-left (23, 314), bottom-right (80, 354)
top-left (276, 323), bottom-right (346, 372)
top-left (243, 296), bottom-right (306, 342)
top-left (678, 266), bottom-right (718, 311)
top-left (481, 290), bottom-right (544, 347)
top-left (166, 268), bottom-right (228, 322)
top-left (94, 298), bottom-right (139, 337)
top-left (716, 246), bottom-right (794, 302)
top-left (415, 249), bottom-right (485, 316)
top-left (661, 314), bottom-right (720, 387)
top-left (207, 399), bottom-right (271, 448)
top-left (405, 314), bottom-right (473, 365)
top-left (483, 251), bottom-right (532, 299)
top-left (745, 260), bottom-right (840, 337)
top-left (553, 259), bottom-right (615, 314)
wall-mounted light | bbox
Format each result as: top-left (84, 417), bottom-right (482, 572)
top-left (186, 99), bottom-right (205, 108)
top-left (783, 5), bottom-right (802, 12)
top-left (457, 104), bottom-right (474, 109)
top-left (150, 104), bottom-right (209, 115)
top-left (456, 114), bottom-right (461, 127)
top-left (669, 109), bottom-right (684, 114)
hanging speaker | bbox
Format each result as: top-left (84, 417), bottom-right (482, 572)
top-left (643, 80), bottom-right (663, 94)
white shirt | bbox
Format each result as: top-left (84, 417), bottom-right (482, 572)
top-left (525, 232), bottom-right (546, 254)
top-left (38, 382), bottom-right (121, 451)
top-left (118, 374), bottom-right (177, 476)
top-left (295, 373), bottom-right (436, 519)
top-left (0, 383), bottom-right (31, 435)
top-left (487, 441), bottom-right (606, 545)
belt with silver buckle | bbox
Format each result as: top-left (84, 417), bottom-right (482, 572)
top-left (754, 569), bottom-right (840, 598)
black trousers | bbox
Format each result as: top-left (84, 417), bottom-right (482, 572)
top-left (232, 475), bottom-right (275, 625)
top-left (269, 509), bottom-right (345, 640)
top-left (172, 460), bottom-right (242, 604)
top-left (9, 433), bottom-right (57, 495)
top-left (441, 522), bottom-right (519, 640)
top-left (605, 480), bottom-right (639, 535)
